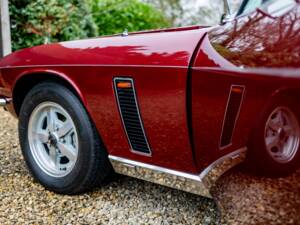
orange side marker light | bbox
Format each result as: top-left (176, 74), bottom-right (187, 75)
top-left (117, 81), bottom-right (132, 89)
top-left (232, 86), bottom-right (244, 94)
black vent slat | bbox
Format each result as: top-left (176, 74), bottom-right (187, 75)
top-left (117, 100), bottom-right (135, 105)
top-left (118, 90), bottom-right (134, 94)
top-left (126, 129), bottom-right (146, 137)
top-left (118, 97), bottom-right (135, 102)
top-left (122, 121), bottom-right (141, 127)
top-left (132, 144), bottom-right (149, 150)
top-left (131, 142), bottom-right (148, 147)
top-left (114, 78), bottom-right (151, 154)
top-left (120, 107), bottom-right (136, 111)
top-left (121, 117), bottom-right (141, 124)
top-left (220, 85), bottom-right (245, 148)
top-left (127, 134), bottom-right (148, 141)
top-left (120, 108), bottom-right (139, 113)
top-left (118, 95), bottom-right (135, 99)
top-left (132, 143), bottom-right (149, 148)
top-left (119, 103), bottom-right (138, 108)
top-left (129, 139), bottom-right (148, 145)
top-left (125, 129), bottom-right (145, 135)
top-left (124, 124), bottom-right (143, 130)
top-left (118, 94), bottom-right (135, 98)
top-left (123, 114), bottom-right (140, 121)
top-left (129, 136), bottom-right (147, 142)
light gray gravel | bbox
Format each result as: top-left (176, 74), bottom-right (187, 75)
top-left (0, 110), bottom-right (219, 225)
top-left (0, 109), bottom-right (299, 225)
top-left (213, 166), bottom-right (300, 225)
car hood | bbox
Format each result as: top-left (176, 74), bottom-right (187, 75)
top-left (0, 26), bottom-right (210, 68)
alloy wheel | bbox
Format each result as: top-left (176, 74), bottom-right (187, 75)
top-left (264, 107), bottom-right (300, 164)
top-left (28, 102), bottom-right (79, 177)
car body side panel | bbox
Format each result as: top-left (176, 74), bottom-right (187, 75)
top-left (0, 27), bottom-right (209, 173)
top-left (191, 3), bottom-right (300, 170)
top-left (190, 67), bottom-right (278, 170)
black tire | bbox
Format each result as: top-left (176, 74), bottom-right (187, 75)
top-left (247, 96), bottom-right (300, 177)
top-left (18, 82), bottom-right (112, 194)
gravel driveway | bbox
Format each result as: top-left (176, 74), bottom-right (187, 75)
top-left (0, 110), bottom-right (299, 225)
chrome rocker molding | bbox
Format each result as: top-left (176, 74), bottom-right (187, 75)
top-left (109, 147), bottom-right (247, 198)
top-left (0, 97), bottom-right (11, 107)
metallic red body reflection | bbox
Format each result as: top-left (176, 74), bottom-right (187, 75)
top-left (1, 3), bottom-right (300, 175)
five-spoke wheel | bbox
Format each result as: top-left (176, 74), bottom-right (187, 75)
top-left (28, 102), bottom-right (79, 177)
top-left (264, 107), bottom-right (300, 164)
top-left (19, 82), bottom-right (112, 194)
top-left (248, 96), bottom-right (300, 176)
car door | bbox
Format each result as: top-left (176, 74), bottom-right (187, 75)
top-left (190, 0), bottom-right (299, 170)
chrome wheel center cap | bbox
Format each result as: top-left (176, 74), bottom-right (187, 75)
top-left (48, 133), bottom-right (58, 147)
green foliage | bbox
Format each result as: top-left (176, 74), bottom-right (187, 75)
top-left (10, 0), bottom-right (97, 50)
top-left (9, 0), bottom-right (170, 51)
top-left (91, 0), bottom-right (170, 36)
top-left (9, 0), bottom-right (97, 51)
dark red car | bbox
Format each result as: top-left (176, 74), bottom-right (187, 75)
top-left (0, 0), bottom-right (299, 198)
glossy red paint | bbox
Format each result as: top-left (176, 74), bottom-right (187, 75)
top-left (1, 1), bottom-right (300, 174)
top-left (0, 27), bottom-right (209, 173)
top-left (190, 1), bottom-right (300, 170)
top-left (0, 27), bottom-right (205, 68)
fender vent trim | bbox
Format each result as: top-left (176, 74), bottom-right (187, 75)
top-left (220, 85), bottom-right (245, 149)
top-left (114, 77), bottom-right (151, 155)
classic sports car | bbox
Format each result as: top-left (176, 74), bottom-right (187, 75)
top-left (0, 0), bottom-right (299, 198)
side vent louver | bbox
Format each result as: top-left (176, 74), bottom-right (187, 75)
top-left (220, 85), bottom-right (245, 149)
top-left (114, 78), bottom-right (151, 155)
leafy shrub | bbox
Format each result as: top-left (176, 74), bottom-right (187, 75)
top-left (9, 0), bottom-right (97, 51)
top-left (9, 0), bottom-right (170, 51)
top-left (92, 0), bottom-right (169, 35)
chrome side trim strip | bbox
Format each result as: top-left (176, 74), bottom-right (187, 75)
top-left (109, 147), bottom-right (247, 198)
top-left (199, 147), bottom-right (247, 190)
top-left (109, 155), bottom-right (211, 198)
top-left (0, 97), bottom-right (11, 107)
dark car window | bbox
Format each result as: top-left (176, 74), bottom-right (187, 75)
top-left (237, 0), bottom-right (270, 16)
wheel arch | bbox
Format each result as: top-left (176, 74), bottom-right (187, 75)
top-left (245, 86), bottom-right (300, 176)
top-left (247, 86), bottom-right (300, 145)
top-left (269, 87), bottom-right (300, 107)
top-left (254, 87), bottom-right (300, 130)
top-left (271, 86), bottom-right (300, 97)
top-left (12, 70), bottom-right (86, 116)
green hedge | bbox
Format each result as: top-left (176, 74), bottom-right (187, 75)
top-left (91, 0), bottom-right (169, 35)
top-left (9, 0), bottom-right (97, 51)
top-left (9, 0), bottom-right (170, 51)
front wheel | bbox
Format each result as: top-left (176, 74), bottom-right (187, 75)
top-left (19, 82), bottom-right (112, 194)
top-left (247, 97), bottom-right (300, 177)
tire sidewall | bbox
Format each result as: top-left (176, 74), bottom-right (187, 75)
top-left (249, 96), bottom-right (300, 176)
top-left (19, 83), bottom-right (97, 192)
